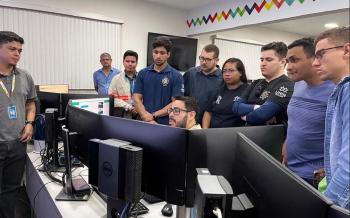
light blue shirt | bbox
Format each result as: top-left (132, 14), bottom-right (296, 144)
top-left (93, 67), bottom-right (120, 95)
top-left (287, 80), bottom-right (334, 179)
top-left (324, 76), bottom-right (350, 209)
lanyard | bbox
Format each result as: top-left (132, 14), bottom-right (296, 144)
top-left (0, 74), bottom-right (16, 98)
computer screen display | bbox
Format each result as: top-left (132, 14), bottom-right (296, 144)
top-left (70, 98), bottom-right (110, 115)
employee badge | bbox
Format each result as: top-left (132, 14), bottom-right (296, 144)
top-left (8, 105), bottom-right (17, 120)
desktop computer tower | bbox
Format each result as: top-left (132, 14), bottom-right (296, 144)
top-left (44, 108), bottom-right (59, 167)
top-left (98, 139), bottom-right (143, 203)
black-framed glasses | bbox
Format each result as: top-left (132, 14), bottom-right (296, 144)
top-left (167, 107), bottom-right (190, 115)
top-left (199, 56), bottom-right (215, 63)
top-left (315, 46), bottom-right (344, 60)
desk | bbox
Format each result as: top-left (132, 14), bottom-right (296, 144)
top-left (25, 151), bottom-right (176, 218)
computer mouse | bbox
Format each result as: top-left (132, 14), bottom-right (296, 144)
top-left (161, 203), bottom-right (173, 217)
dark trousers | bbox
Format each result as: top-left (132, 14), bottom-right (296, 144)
top-left (0, 139), bottom-right (27, 218)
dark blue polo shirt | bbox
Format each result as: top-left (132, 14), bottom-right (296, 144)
top-left (134, 64), bottom-right (184, 125)
top-left (183, 66), bottom-right (222, 123)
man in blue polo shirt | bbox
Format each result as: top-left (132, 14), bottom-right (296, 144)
top-left (183, 44), bottom-right (222, 123)
top-left (93, 52), bottom-right (120, 96)
top-left (134, 36), bottom-right (183, 125)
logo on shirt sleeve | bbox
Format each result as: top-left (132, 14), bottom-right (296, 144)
top-left (215, 95), bottom-right (222, 104)
top-left (162, 77), bottom-right (169, 87)
top-left (259, 91), bottom-right (270, 100)
top-left (275, 86), bottom-right (288, 98)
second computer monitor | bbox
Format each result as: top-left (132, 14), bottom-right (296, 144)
top-left (232, 133), bottom-right (331, 218)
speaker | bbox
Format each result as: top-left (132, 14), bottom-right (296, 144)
top-left (98, 139), bottom-right (143, 203)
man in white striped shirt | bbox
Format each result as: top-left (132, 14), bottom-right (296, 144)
top-left (109, 50), bottom-right (138, 118)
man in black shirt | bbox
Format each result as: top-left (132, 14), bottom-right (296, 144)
top-left (232, 41), bottom-right (294, 126)
top-left (183, 44), bottom-right (222, 123)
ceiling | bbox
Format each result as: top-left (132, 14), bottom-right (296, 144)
top-left (261, 10), bottom-right (349, 36)
top-left (143, 0), bottom-right (218, 10)
top-left (142, 0), bottom-right (349, 37)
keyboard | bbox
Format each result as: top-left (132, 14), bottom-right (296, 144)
top-left (130, 201), bottom-right (149, 216)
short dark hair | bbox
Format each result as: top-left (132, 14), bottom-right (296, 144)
top-left (153, 36), bottom-right (172, 52)
top-left (288, 37), bottom-right (315, 58)
top-left (261, 41), bottom-right (288, 59)
top-left (222, 58), bottom-right (248, 83)
top-left (314, 26), bottom-right (349, 46)
top-left (123, 50), bottom-right (138, 61)
top-left (100, 52), bottom-right (111, 59)
top-left (203, 44), bottom-right (220, 58)
top-left (174, 96), bottom-right (199, 113)
top-left (0, 31), bottom-right (24, 46)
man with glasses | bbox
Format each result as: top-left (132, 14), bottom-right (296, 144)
top-left (312, 27), bottom-right (349, 209)
top-left (168, 96), bottom-right (201, 130)
top-left (183, 44), bottom-right (222, 124)
top-left (232, 42), bottom-right (294, 127)
top-left (93, 52), bottom-right (120, 96)
top-left (161, 96), bottom-right (200, 216)
top-left (283, 38), bottom-right (334, 188)
top-left (134, 36), bottom-right (183, 125)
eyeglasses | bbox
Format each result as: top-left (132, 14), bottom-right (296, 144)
top-left (315, 46), bottom-right (343, 60)
top-left (199, 56), bottom-right (215, 63)
top-left (222, 68), bottom-right (238, 73)
top-left (167, 107), bottom-right (191, 115)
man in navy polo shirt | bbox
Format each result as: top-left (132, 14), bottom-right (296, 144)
top-left (93, 52), bottom-right (120, 96)
top-left (183, 44), bottom-right (222, 123)
top-left (134, 36), bottom-right (183, 125)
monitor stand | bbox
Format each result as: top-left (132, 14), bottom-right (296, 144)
top-left (55, 126), bottom-right (91, 201)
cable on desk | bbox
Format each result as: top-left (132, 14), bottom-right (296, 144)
top-left (120, 202), bottom-right (130, 218)
top-left (32, 181), bottom-right (55, 211)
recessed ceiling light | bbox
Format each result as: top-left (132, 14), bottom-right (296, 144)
top-left (324, 23), bottom-right (339, 29)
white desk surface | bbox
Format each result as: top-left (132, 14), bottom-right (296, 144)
top-left (26, 151), bottom-right (176, 218)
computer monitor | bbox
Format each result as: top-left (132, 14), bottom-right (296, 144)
top-left (60, 92), bottom-right (100, 116)
top-left (100, 115), bottom-right (188, 205)
top-left (66, 105), bottom-right (189, 205)
top-left (37, 91), bottom-right (61, 114)
top-left (231, 132), bottom-right (331, 218)
top-left (66, 105), bottom-right (102, 167)
top-left (70, 97), bottom-right (110, 115)
top-left (185, 125), bottom-right (284, 206)
top-left (37, 91), bottom-right (102, 117)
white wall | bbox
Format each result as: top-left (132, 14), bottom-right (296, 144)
top-left (0, 0), bottom-right (188, 70)
top-left (191, 26), bottom-right (305, 66)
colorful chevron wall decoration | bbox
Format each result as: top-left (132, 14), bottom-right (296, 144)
top-left (186, 0), bottom-right (306, 28)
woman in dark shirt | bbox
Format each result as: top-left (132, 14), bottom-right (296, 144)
top-left (202, 58), bottom-right (248, 128)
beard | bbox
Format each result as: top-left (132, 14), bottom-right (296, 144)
top-left (170, 115), bottom-right (187, 128)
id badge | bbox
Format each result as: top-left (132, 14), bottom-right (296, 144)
top-left (8, 105), bottom-right (17, 120)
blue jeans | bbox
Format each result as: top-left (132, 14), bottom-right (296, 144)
top-left (0, 139), bottom-right (27, 218)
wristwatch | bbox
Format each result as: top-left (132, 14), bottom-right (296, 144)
top-left (25, 120), bottom-right (35, 126)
